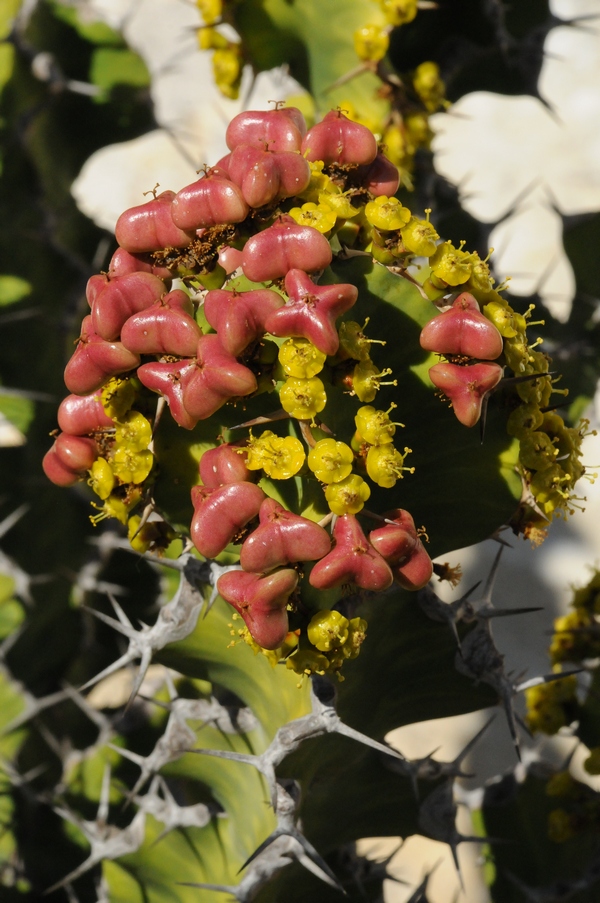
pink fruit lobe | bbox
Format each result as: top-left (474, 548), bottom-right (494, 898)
top-left (420, 292), bottom-right (503, 360)
top-left (203, 287), bottom-right (284, 356)
top-left (190, 481), bottom-right (265, 559)
top-left (241, 219), bottom-right (333, 283)
top-left (115, 190), bottom-right (194, 253)
top-left (309, 514), bottom-right (393, 592)
top-left (240, 498), bottom-right (331, 573)
top-left (428, 361), bottom-right (503, 427)
top-left (217, 568), bottom-right (297, 649)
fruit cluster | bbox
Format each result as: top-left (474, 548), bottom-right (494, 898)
top-left (44, 103), bottom-right (584, 677)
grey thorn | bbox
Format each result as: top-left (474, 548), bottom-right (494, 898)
top-left (417, 581), bottom-right (481, 650)
top-left (142, 692), bottom-right (258, 736)
top-left (79, 559), bottom-right (205, 703)
top-left (134, 775), bottom-right (215, 844)
top-left (0, 685), bottom-right (72, 737)
top-left (239, 780), bottom-right (345, 894)
top-left (110, 706), bottom-right (197, 799)
top-left (192, 678), bottom-right (406, 810)
top-left (388, 718), bottom-right (496, 796)
top-left (45, 766), bottom-right (146, 895)
top-left (417, 779), bottom-right (484, 891)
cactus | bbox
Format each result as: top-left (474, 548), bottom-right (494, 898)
top-left (2, 1), bottom-right (600, 901)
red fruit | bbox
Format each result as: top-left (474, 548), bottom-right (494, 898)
top-left (190, 481), bottom-right (265, 559)
top-left (368, 509), bottom-right (418, 565)
top-left (357, 153), bottom-right (400, 197)
top-left (43, 446), bottom-right (81, 487)
top-left (86, 274), bottom-right (109, 309)
top-left (240, 498), bottom-right (331, 573)
top-left (65, 316), bottom-right (141, 396)
top-left (228, 146), bottom-right (280, 208)
top-left (217, 568), bottom-right (297, 649)
top-left (115, 190), bottom-right (194, 253)
top-left (428, 361), bottom-right (503, 427)
top-left (199, 443), bottom-right (253, 488)
top-left (420, 293), bottom-right (503, 360)
top-left (301, 110), bottom-right (377, 165)
top-left (137, 358), bottom-right (197, 429)
top-left (57, 391), bottom-right (113, 436)
top-left (91, 272), bottom-right (166, 342)
top-left (203, 287), bottom-right (284, 356)
top-left (218, 245), bottom-right (244, 274)
top-left (226, 108), bottom-right (307, 154)
top-left (182, 335), bottom-right (257, 420)
top-left (120, 289), bottom-right (202, 357)
top-left (171, 174), bottom-right (249, 231)
top-left (309, 514), bottom-right (393, 592)
top-left (108, 247), bottom-right (173, 282)
top-left (368, 508), bottom-right (433, 591)
top-left (54, 432), bottom-right (97, 473)
top-left (241, 219), bottom-right (333, 283)
top-left (264, 268), bottom-right (357, 356)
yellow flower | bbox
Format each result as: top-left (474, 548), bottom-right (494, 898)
top-left (280, 377), bottom-right (327, 423)
top-left (115, 411), bottom-right (152, 452)
top-left (307, 438), bottom-right (354, 483)
top-left (365, 196), bottom-right (411, 232)
top-left (101, 378), bottom-right (135, 420)
top-left (245, 430), bottom-right (305, 480)
top-left (112, 447), bottom-right (153, 484)
top-left (325, 473), bottom-right (371, 515)
top-left (288, 202), bottom-right (337, 234)
top-left (278, 337), bottom-right (327, 379)
top-left (88, 458), bottom-right (115, 500)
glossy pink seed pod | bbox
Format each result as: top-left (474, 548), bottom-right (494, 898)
top-left (368, 508), bottom-right (433, 591)
top-left (356, 153), bottom-right (400, 197)
top-left (217, 568), bottom-right (297, 650)
top-left (217, 245), bottom-right (244, 274)
top-left (54, 432), bottom-right (98, 473)
top-left (91, 272), bottom-right (167, 342)
top-left (368, 509), bottom-right (418, 565)
top-left (120, 289), bottom-right (202, 357)
top-left (241, 219), bottom-right (333, 283)
top-left (226, 107), bottom-right (307, 154)
top-left (203, 287), bottom-right (284, 356)
top-left (240, 498), bottom-right (331, 573)
top-left (199, 443), bottom-right (253, 488)
top-left (264, 268), bottom-right (357, 356)
top-left (301, 110), bottom-right (377, 165)
top-left (309, 514), bottom-right (393, 592)
top-left (228, 146), bottom-right (280, 208)
top-left (115, 189), bottom-right (194, 253)
top-left (64, 316), bottom-right (141, 396)
top-left (108, 247), bottom-right (173, 282)
top-left (171, 174), bottom-right (249, 231)
top-left (137, 358), bottom-right (197, 429)
top-left (420, 292), bottom-right (503, 360)
top-left (190, 481), bottom-right (265, 559)
top-left (86, 274), bottom-right (109, 309)
top-left (428, 361), bottom-right (503, 428)
top-left (181, 334), bottom-right (258, 421)
top-left (42, 446), bottom-right (81, 487)
top-left (57, 391), bottom-right (113, 436)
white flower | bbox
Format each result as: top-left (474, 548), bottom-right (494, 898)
top-left (70, 0), bottom-right (307, 233)
top-left (431, 1), bottom-right (600, 321)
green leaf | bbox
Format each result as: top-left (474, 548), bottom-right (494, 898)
top-left (0, 275), bottom-right (31, 306)
top-left (0, 0), bottom-right (20, 41)
top-left (89, 47), bottom-right (150, 95)
top-left (0, 393), bottom-right (34, 434)
top-left (0, 41), bottom-right (15, 98)
top-left (232, 0), bottom-right (389, 124)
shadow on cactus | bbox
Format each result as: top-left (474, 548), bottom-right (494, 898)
top-left (23, 102), bottom-right (591, 901)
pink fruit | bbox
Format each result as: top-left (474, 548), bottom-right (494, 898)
top-left (171, 174), bottom-right (249, 231)
top-left (120, 289), bottom-right (202, 357)
top-left (241, 219), bottom-right (333, 283)
top-left (86, 274), bottom-right (109, 309)
top-left (108, 248), bottom-right (173, 282)
top-left (42, 446), bottom-right (81, 487)
top-left (65, 317), bottom-right (141, 396)
top-left (137, 358), bottom-right (197, 429)
top-left (190, 481), bottom-right (265, 559)
top-left (420, 293), bottom-right (503, 360)
top-left (115, 189), bottom-right (194, 253)
top-left (264, 268), bottom-right (357, 356)
top-left (57, 391), bottom-right (113, 436)
top-left (226, 107), bottom-right (307, 154)
top-left (91, 272), bottom-right (166, 342)
top-left (54, 432), bottom-right (98, 473)
top-left (228, 146), bottom-right (311, 208)
top-left (309, 514), bottom-right (393, 592)
top-left (181, 335), bottom-right (257, 420)
top-left (301, 110), bottom-right (377, 165)
top-left (199, 443), bottom-right (253, 488)
top-left (357, 153), bottom-right (400, 197)
top-left (217, 568), bottom-right (297, 649)
top-left (203, 287), bottom-right (284, 356)
top-left (368, 508), bottom-right (433, 591)
top-left (428, 361), bottom-right (503, 427)
top-left (217, 245), bottom-right (244, 274)
top-left (240, 498), bottom-right (331, 573)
